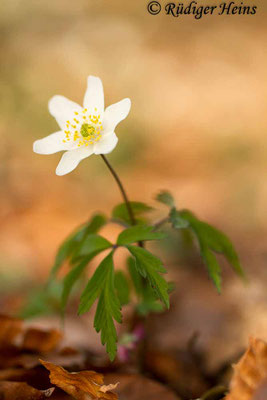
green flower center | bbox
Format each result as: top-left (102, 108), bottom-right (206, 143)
top-left (63, 108), bottom-right (103, 147)
top-left (80, 123), bottom-right (96, 138)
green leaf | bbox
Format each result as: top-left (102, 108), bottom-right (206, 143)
top-left (126, 246), bottom-right (169, 308)
top-left (200, 385), bottom-right (227, 400)
top-left (169, 208), bottom-right (189, 229)
top-left (62, 260), bottom-right (88, 311)
top-left (78, 252), bottom-right (121, 361)
top-left (78, 253), bottom-right (111, 314)
top-left (19, 281), bottom-right (62, 319)
top-left (50, 214), bottom-right (106, 278)
top-left (127, 257), bottom-right (164, 315)
top-left (127, 257), bottom-right (144, 296)
top-left (112, 202), bottom-right (153, 226)
top-left (199, 223), bottom-right (243, 277)
top-left (50, 228), bottom-right (85, 279)
top-left (167, 281), bottom-right (176, 293)
top-left (117, 225), bottom-right (166, 245)
top-left (180, 210), bottom-right (245, 291)
top-left (136, 297), bottom-right (164, 315)
top-left (114, 270), bottom-right (130, 306)
top-left (61, 251), bottom-right (103, 311)
top-left (156, 191), bottom-right (175, 207)
top-left (75, 234), bottom-right (112, 258)
top-left (94, 255), bottom-right (121, 361)
top-left (201, 247), bottom-right (222, 293)
top-left (84, 214), bottom-right (107, 234)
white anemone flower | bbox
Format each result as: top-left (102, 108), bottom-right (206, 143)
top-left (33, 76), bottom-right (131, 176)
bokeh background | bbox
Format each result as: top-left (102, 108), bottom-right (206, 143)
top-left (0, 0), bottom-right (266, 372)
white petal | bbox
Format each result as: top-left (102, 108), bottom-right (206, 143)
top-left (83, 76), bottom-right (104, 115)
top-left (49, 95), bottom-right (82, 130)
top-left (56, 146), bottom-right (94, 176)
top-left (94, 132), bottom-right (118, 155)
top-left (33, 131), bottom-right (71, 154)
top-left (103, 98), bottom-right (131, 133)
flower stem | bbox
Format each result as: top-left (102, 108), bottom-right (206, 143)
top-left (100, 155), bottom-right (136, 226)
top-left (101, 155), bottom-right (145, 370)
top-left (153, 216), bottom-right (169, 230)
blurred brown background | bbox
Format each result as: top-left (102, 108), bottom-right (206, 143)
top-left (0, 0), bottom-right (266, 370)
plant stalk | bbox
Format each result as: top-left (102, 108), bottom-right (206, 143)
top-left (100, 154), bottom-right (136, 226)
top-left (153, 216), bottom-right (169, 230)
top-left (101, 154), bottom-right (146, 370)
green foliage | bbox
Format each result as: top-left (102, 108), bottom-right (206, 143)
top-left (50, 214), bottom-right (106, 278)
top-left (78, 252), bottom-right (121, 361)
top-left (61, 252), bottom-right (103, 311)
top-left (59, 230), bottom-right (112, 311)
top-left (200, 385), bottom-right (227, 400)
top-left (56, 215), bottom-right (167, 360)
top-left (127, 257), bottom-right (143, 296)
top-left (156, 191), bottom-right (175, 207)
top-left (126, 246), bottom-right (169, 308)
top-left (127, 257), bottom-right (164, 315)
top-left (84, 214), bottom-right (107, 233)
top-left (117, 225), bottom-right (166, 245)
top-left (49, 215), bottom-right (110, 313)
top-left (127, 257), bottom-right (175, 315)
top-left (112, 201), bottom-right (152, 226)
top-left (179, 210), bottom-right (245, 292)
top-left (74, 234), bottom-right (112, 260)
top-left (114, 270), bottom-right (130, 306)
top-left (156, 189), bottom-right (244, 292)
top-left (169, 208), bottom-right (189, 229)
top-left (61, 259), bottom-right (88, 311)
top-left (19, 281), bottom-right (62, 319)
top-left (47, 190), bottom-right (243, 362)
top-left (137, 292), bottom-right (165, 315)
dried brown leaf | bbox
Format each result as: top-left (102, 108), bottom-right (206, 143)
top-left (225, 337), bottom-right (267, 400)
top-left (40, 359), bottom-right (118, 400)
top-left (253, 379), bottom-right (267, 400)
top-left (0, 368), bottom-right (28, 381)
top-left (0, 381), bottom-right (54, 400)
top-left (23, 328), bottom-right (63, 353)
top-left (0, 325), bottom-right (83, 373)
top-left (99, 383), bottom-right (120, 393)
top-left (145, 349), bottom-right (208, 398)
top-left (0, 315), bottom-right (22, 347)
top-left (104, 373), bottom-right (180, 400)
